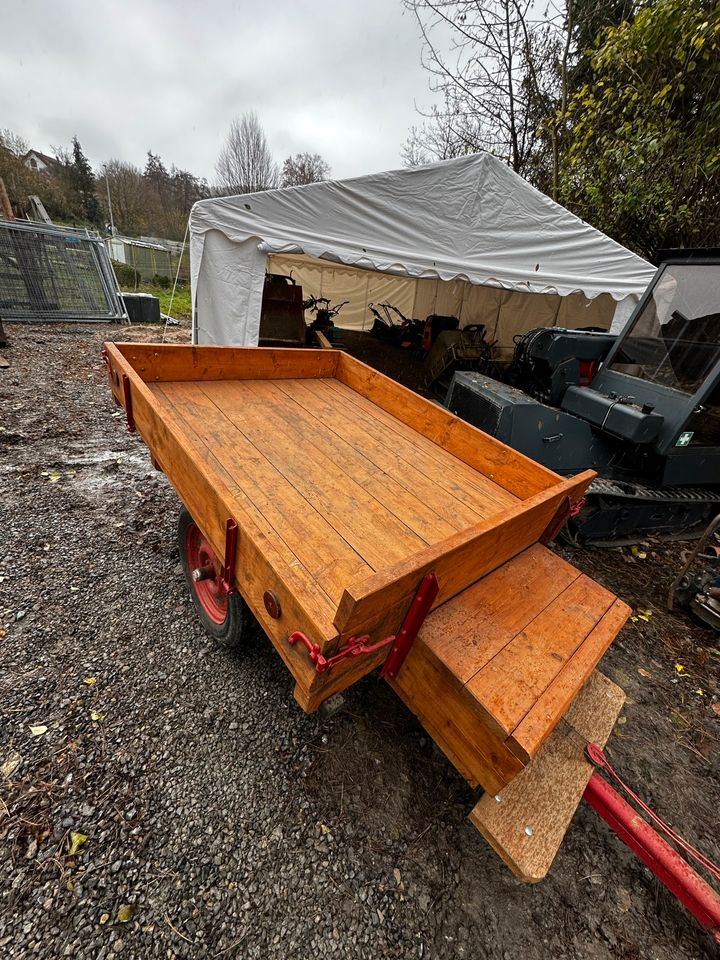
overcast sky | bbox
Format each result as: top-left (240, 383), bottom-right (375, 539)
top-left (1, 0), bottom-right (438, 183)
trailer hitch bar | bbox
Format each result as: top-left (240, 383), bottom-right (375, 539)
top-left (584, 744), bottom-right (720, 943)
top-left (288, 572), bottom-right (439, 677)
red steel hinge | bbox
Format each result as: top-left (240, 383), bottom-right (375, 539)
top-left (220, 518), bottom-right (239, 594)
top-left (540, 495), bottom-right (585, 544)
top-left (121, 373), bottom-right (135, 433)
top-left (288, 572), bottom-right (439, 677)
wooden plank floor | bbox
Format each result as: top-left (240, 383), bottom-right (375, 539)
top-left (150, 377), bottom-right (519, 613)
top-left (417, 544), bottom-right (630, 764)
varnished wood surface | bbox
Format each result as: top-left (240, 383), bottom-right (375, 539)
top-left (150, 376), bottom-right (522, 612)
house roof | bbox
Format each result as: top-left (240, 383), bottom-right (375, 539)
top-left (23, 149), bottom-right (59, 169)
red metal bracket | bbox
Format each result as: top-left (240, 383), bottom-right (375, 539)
top-left (121, 373), bottom-right (135, 433)
top-left (540, 495), bottom-right (585, 544)
top-left (380, 572), bottom-right (439, 679)
top-left (220, 518), bottom-right (239, 594)
top-left (288, 572), bottom-right (439, 677)
top-left (584, 745), bottom-right (720, 943)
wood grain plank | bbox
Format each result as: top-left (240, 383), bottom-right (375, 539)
top-left (469, 671), bottom-right (626, 882)
top-left (336, 351), bottom-right (561, 499)
top-left (510, 599), bottom-right (631, 759)
top-left (334, 471), bottom-right (596, 640)
top-left (268, 380), bottom-right (458, 545)
top-left (418, 544), bottom-right (582, 684)
top-left (466, 576), bottom-right (616, 742)
top-left (279, 378), bottom-right (484, 531)
top-left (157, 380), bottom-right (372, 605)
top-left (321, 377), bottom-right (520, 517)
top-left (102, 344), bottom-right (340, 708)
top-left (388, 640), bottom-right (525, 793)
top-left (204, 379), bottom-right (429, 570)
top-left (112, 343), bottom-right (339, 383)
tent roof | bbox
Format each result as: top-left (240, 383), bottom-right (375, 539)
top-left (191, 153), bottom-right (654, 301)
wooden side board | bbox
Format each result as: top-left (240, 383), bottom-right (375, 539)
top-left (111, 343), bottom-right (340, 383)
top-left (104, 342), bottom-right (339, 709)
top-left (334, 471), bottom-right (596, 645)
top-left (386, 544), bottom-right (629, 791)
top-left (335, 351), bottom-right (561, 499)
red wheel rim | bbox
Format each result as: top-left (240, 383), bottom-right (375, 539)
top-left (184, 522), bottom-right (228, 624)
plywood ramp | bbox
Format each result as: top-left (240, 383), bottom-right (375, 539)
top-left (388, 544), bottom-right (630, 793)
top-left (469, 671), bottom-right (625, 882)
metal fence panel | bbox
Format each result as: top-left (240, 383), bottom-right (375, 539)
top-left (0, 219), bottom-right (125, 322)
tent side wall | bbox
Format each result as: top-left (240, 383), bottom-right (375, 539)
top-left (267, 252), bottom-right (618, 358)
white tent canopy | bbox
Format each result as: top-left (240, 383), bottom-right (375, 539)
top-left (190, 153), bottom-right (655, 347)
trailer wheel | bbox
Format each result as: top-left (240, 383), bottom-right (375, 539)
top-left (177, 507), bottom-right (246, 648)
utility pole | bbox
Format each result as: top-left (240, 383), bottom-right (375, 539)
top-left (104, 165), bottom-right (115, 235)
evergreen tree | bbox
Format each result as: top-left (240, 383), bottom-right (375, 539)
top-left (71, 136), bottom-right (102, 225)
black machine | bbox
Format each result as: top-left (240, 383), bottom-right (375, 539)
top-left (445, 250), bottom-right (720, 542)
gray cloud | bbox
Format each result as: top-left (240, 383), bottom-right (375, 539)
top-left (1, 0), bottom-right (436, 181)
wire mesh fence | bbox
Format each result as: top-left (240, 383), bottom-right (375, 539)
top-left (0, 219), bottom-right (125, 322)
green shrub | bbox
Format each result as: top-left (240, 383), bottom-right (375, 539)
top-left (111, 260), bottom-right (141, 289)
top-left (151, 273), bottom-right (171, 289)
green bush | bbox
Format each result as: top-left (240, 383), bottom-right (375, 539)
top-left (151, 273), bottom-right (171, 289)
top-left (111, 260), bottom-right (141, 289)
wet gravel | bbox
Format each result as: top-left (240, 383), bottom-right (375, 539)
top-left (1, 322), bottom-right (718, 959)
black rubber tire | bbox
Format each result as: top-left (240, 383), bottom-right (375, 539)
top-left (177, 507), bottom-right (246, 648)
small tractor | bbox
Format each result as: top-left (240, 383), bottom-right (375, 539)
top-left (445, 249), bottom-right (720, 543)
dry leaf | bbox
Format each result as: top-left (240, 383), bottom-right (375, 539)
top-left (90, 711), bottom-right (105, 722)
top-left (83, 677), bottom-right (97, 685)
top-left (694, 688), bottom-right (704, 696)
top-left (99, 913), bottom-right (110, 925)
top-left (68, 832), bottom-right (88, 855)
top-left (675, 663), bottom-right (685, 673)
top-left (630, 546), bottom-right (647, 559)
top-left (711, 703), bottom-right (720, 717)
top-left (393, 868), bottom-right (402, 886)
top-left (638, 667), bottom-right (652, 679)
top-left (29, 724), bottom-right (48, 737)
top-left (48, 472), bottom-right (61, 483)
top-left (1, 750), bottom-right (22, 778)
top-left (117, 904), bottom-right (136, 922)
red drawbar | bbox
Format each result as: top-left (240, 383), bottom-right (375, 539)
top-left (584, 770), bottom-right (720, 943)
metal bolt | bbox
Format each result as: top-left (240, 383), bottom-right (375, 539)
top-left (192, 566), bottom-right (213, 582)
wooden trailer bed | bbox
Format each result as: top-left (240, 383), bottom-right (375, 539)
top-left (103, 343), bottom-right (629, 806)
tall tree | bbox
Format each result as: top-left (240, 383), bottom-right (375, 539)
top-left (561, 0), bottom-right (720, 256)
top-left (96, 160), bottom-right (151, 236)
top-left (215, 112), bottom-right (278, 195)
top-left (281, 153), bottom-right (330, 186)
top-left (401, 0), bottom-right (573, 193)
top-left (70, 136), bottom-right (102, 225)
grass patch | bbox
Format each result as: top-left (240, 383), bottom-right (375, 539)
top-left (137, 283), bottom-right (192, 322)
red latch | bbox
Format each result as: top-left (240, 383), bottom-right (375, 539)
top-left (288, 572), bottom-right (439, 677)
top-left (220, 518), bottom-right (238, 594)
top-left (122, 374), bottom-right (135, 433)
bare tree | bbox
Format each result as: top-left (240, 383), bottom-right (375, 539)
top-left (96, 160), bottom-right (156, 235)
top-left (0, 128), bottom-right (29, 157)
top-left (215, 112), bottom-right (279, 195)
top-left (281, 153), bottom-right (330, 187)
top-left (402, 1), bottom-right (573, 196)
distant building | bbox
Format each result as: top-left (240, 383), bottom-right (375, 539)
top-left (105, 235), bottom-right (173, 280)
top-left (22, 150), bottom-right (59, 174)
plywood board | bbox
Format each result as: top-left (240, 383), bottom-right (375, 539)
top-left (469, 671), bottom-right (625, 882)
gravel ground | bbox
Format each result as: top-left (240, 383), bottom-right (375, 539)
top-left (1, 322), bottom-right (718, 960)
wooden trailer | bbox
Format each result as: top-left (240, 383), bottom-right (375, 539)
top-left (100, 343), bottom-right (637, 881)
